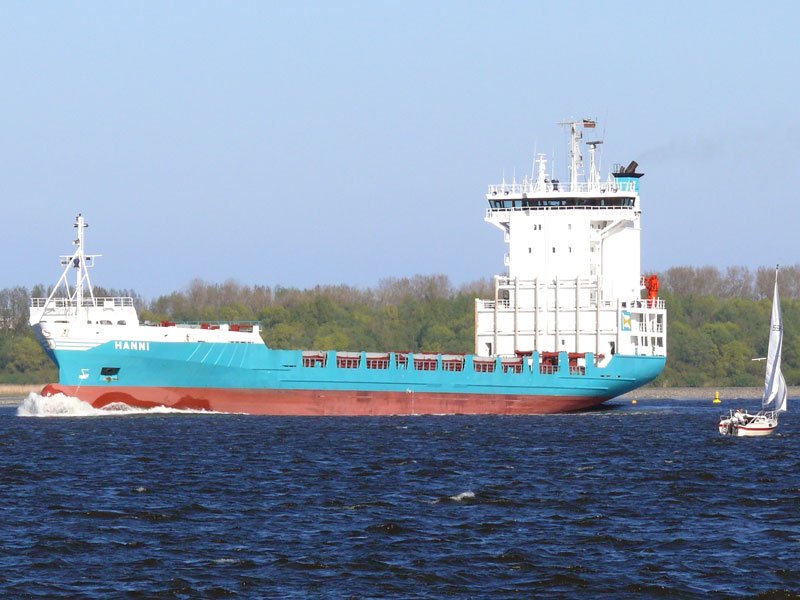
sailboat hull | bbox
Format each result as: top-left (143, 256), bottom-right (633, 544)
top-left (735, 424), bottom-right (776, 437)
top-left (719, 412), bottom-right (778, 436)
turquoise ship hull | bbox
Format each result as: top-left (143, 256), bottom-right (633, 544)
top-left (40, 337), bottom-right (665, 415)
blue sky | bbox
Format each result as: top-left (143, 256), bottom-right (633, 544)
top-left (2, 1), bottom-right (798, 298)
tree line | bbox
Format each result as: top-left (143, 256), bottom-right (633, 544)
top-left (659, 265), bottom-right (799, 299)
top-left (2, 265), bottom-right (798, 387)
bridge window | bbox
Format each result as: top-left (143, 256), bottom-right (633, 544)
top-left (490, 197), bottom-right (638, 210)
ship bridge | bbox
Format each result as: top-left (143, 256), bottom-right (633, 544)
top-left (475, 120), bottom-right (666, 362)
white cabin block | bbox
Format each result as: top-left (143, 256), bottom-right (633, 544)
top-left (475, 121), bottom-right (667, 361)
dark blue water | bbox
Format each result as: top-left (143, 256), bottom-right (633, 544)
top-left (1, 396), bottom-right (798, 598)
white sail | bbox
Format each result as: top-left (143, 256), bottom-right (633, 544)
top-left (763, 268), bottom-right (788, 413)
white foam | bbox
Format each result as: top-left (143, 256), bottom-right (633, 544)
top-left (17, 392), bottom-right (111, 417)
top-left (450, 491), bottom-right (475, 502)
top-left (16, 392), bottom-right (227, 417)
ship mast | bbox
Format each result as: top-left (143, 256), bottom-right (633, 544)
top-left (558, 118), bottom-right (597, 190)
top-left (43, 213), bottom-right (101, 314)
top-left (558, 120), bottom-right (581, 190)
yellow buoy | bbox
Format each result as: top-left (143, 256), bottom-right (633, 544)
top-left (713, 390), bottom-right (721, 404)
top-left (631, 399), bottom-right (638, 404)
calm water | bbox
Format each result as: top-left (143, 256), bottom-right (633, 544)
top-left (1, 395), bottom-right (798, 598)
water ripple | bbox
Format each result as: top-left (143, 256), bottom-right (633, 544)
top-left (0, 398), bottom-right (798, 597)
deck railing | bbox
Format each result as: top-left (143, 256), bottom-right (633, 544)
top-left (31, 296), bottom-right (135, 309)
top-left (487, 180), bottom-right (637, 195)
top-left (477, 297), bottom-right (666, 311)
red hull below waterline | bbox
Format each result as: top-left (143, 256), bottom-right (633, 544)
top-left (39, 384), bottom-right (608, 416)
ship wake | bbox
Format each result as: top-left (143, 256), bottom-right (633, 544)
top-left (17, 393), bottom-right (227, 417)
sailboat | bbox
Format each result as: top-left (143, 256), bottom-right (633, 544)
top-left (719, 267), bottom-right (788, 436)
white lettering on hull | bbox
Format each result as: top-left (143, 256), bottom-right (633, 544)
top-left (114, 341), bottom-right (151, 351)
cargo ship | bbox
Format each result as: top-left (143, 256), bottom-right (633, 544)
top-left (29, 120), bottom-right (667, 415)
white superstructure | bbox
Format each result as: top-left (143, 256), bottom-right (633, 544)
top-left (475, 120), bottom-right (666, 362)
